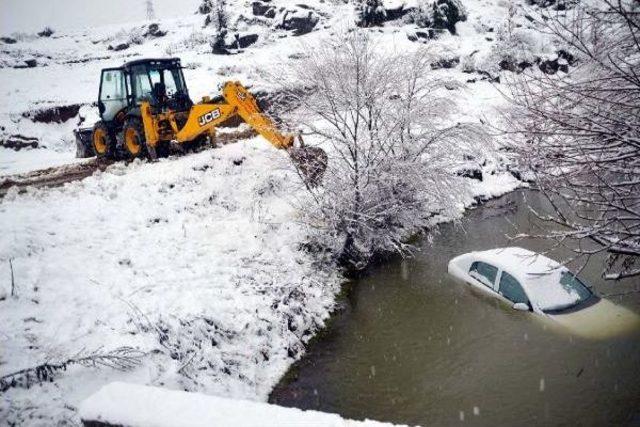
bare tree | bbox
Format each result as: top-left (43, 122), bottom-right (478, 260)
top-left (356, 0), bottom-right (387, 27)
top-left (283, 31), bottom-right (481, 269)
top-left (205, 0), bottom-right (230, 54)
top-left (505, 0), bottom-right (640, 279)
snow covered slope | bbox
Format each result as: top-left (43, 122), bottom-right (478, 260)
top-left (0, 138), bottom-right (341, 424)
top-left (0, 0), bottom-right (542, 424)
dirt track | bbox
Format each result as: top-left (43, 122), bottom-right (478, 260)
top-left (0, 129), bottom-right (257, 198)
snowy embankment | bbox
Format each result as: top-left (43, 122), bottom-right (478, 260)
top-left (0, 139), bottom-right (340, 423)
top-left (80, 382), bottom-right (403, 427)
top-left (0, 0), bottom-right (546, 424)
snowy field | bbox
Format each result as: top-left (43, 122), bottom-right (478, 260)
top-left (0, 0), bottom-right (544, 424)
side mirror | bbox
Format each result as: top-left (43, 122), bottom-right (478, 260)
top-left (513, 302), bottom-right (530, 312)
top-left (98, 101), bottom-right (105, 114)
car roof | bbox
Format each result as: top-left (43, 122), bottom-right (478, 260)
top-left (473, 247), bottom-right (561, 279)
top-left (470, 247), bottom-right (589, 311)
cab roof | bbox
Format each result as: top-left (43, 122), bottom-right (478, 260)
top-left (121, 57), bottom-right (181, 69)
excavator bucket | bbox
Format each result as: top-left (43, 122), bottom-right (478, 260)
top-left (221, 82), bottom-right (328, 186)
top-left (288, 144), bottom-right (328, 187)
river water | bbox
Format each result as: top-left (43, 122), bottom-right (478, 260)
top-left (270, 190), bottom-right (640, 426)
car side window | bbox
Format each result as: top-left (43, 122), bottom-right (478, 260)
top-left (498, 271), bottom-right (529, 305)
top-left (469, 261), bottom-right (498, 288)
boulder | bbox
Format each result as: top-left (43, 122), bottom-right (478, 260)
top-left (538, 57), bottom-right (563, 74)
top-left (499, 58), bottom-right (533, 73)
top-left (145, 23), bottom-right (167, 38)
top-left (0, 134), bottom-right (39, 151)
top-left (252, 1), bottom-right (275, 17)
top-left (0, 37), bottom-right (17, 44)
top-left (432, 0), bottom-right (467, 35)
top-left (277, 8), bottom-right (319, 36)
top-left (108, 42), bottom-right (130, 51)
top-left (431, 56), bottom-right (460, 70)
top-left (37, 27), bottom-right (54, 37)
top-left (236, 33), bottom-right (259, 48)
top-left (226, 33), bottom-right (259, 50)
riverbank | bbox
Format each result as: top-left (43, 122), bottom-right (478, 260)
top-left (270, 190), bottom-right (640, 426)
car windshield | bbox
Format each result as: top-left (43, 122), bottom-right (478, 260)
top-left (526, 269), bottom-right (593, 313)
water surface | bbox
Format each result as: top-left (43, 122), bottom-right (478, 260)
top-left (270, 190), bottom-right (640, 426)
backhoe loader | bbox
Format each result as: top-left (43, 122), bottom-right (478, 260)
top-left (74, 57), bottom-right (326, 185)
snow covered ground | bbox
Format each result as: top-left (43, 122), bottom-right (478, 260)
top-left (0, 0), bottom-right (541, 424)
top-left (80, 382), bottom-right (404, 426)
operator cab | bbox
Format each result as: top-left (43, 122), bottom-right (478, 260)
top-left (98, 58), bottom-right (192, 123)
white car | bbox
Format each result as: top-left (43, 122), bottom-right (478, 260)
top-left (447, 247), bottom-right (640, 339)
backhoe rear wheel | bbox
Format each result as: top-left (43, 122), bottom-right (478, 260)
top-left (92, 121), bottom-right (115, 159)
top-left (122, 117), bottom-right (153, 160)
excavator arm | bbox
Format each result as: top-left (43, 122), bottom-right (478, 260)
top-left (141, 81), bottom-right (294, 149)
top-left (140, 81), bottom-right (326, 185)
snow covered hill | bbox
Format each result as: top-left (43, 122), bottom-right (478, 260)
top-left (0, 0), bottom-right (557, 424)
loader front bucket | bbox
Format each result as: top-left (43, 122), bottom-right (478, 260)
top-left (288, 145), bottom-right (327, 187)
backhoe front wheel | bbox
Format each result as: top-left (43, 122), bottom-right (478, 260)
top-left (122, 117), bottom-right (153, 160)
top-left (92, 121), bottom-right (115, 159)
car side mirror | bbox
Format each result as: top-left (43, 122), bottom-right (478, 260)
top-left (513, 302), bottom-right (530, 311)
top-left (98, 101), bottom-right (105, 114)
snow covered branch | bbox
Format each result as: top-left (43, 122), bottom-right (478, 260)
top-left (0, 347), bottom-right (144, 393)
top-left (505, 0), bottom-right (640, 279)
top-left (282, 31), bottom-right (484, 270)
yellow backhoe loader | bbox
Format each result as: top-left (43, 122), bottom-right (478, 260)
top-left (74, 57), bottom-right (326, 185)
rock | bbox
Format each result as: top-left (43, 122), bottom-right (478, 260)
top-left (236, 33), bottom-right (259, 48)
top-left (145, 23), bottom-right (167, 38)
top-left (1, 134), bottom-right (39, 151)
top-left (24, 59), bottom-right (37, 68)
top-left (407, 29), bottom-right (433, 42)
top-left (0, 37), bottom-right (17, 44)
top-left (356, 0), bottom-right (386, 27)
top-left (432, 0), bottom-right (467, 35)
top-left (37, 27), bottom-right (54, 37)
top-left (456, 167), bottom-right (483, 181)
top-left (499, 58), bottom-right (532, 73)
top-left (538, 57), bottom-right (560, 74)
top-left (198, 0), bottom-right (212, 14)
top-left (386, 4), bottom-right (413, 21)
top-left (22, 104), bottom-right (82, 124)
top-left (557, 49), bottom-right (576, 66)
top-left (431, 56), bottom-right (460, 70)
top-left (252, 1), bottom-right (275, 17)
top-left (277, 8), bottom-right (319, 36)
top-left (108, 42), bottom-right (130, 51)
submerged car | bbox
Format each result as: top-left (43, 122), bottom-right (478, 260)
top-left (447, 247), bottom-right (640, 339)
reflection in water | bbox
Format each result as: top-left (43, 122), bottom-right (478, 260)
top-left (270, 190), bottom-right (640, 426)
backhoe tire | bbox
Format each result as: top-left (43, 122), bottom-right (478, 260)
top-left (92, 121), bottom-right (116, 159)
top-left (122, 117), bottom-right (149, 160)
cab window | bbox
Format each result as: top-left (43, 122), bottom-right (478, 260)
top-left (163, 69), bottom-right (178, 95)
top-left (469, 261), bottom-right (498, 288)
top-left (131, 65), bottom-right (152, 102)
top-left (498, 271), bottom-right (529, 305)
